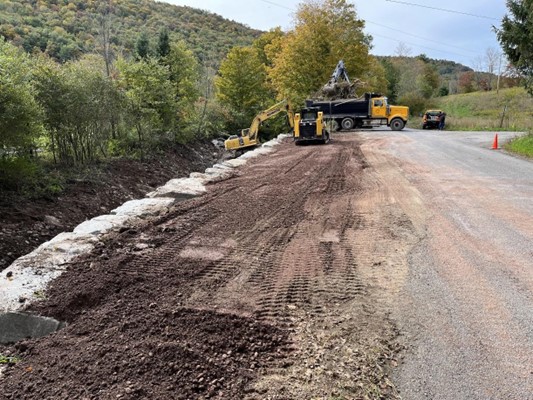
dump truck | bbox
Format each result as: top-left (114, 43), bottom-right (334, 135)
top-left (224, 100), bottom-right (294, 152)
top-left (306, 93), bottom-right (409, 131)
top-left (293, 107), bottom-right (329, 144)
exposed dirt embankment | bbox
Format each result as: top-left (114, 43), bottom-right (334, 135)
top-left (0, 141), bottom-right (222, 273)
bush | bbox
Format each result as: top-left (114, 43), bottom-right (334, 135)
top-left (0, 156), bottom-right (64, 198)
top-left (398, 92), bottom-right (436, 117)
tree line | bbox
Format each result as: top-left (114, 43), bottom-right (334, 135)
top-left (213, 0), bottom-right (522, 126)
top-left (0, 31), bottom-right (210, 193)
top-left (214, 0), bottom-right (388, 132)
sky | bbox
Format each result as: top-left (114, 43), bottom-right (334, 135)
top-left (159, 0), bottom-right (509, 69)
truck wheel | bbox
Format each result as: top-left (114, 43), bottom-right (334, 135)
top-left (341, 118), bottom-right (354, 130)
top-left (390, 118), bottom-right (405, 131)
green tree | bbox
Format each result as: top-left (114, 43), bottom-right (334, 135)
top-left (136, 32), bottom-right (151, 60)
top-left (0, 41), bottom-right (42, 150)
top-left (438, 86), bottom-right (450, 96)
top-left (497, 0), bottom-right (533, 95)
top-left (419, 63), bottom-right (440, 98)
top-left (252, 29), bottom-right (285, 100)
top-left (32, 55), bottom-right (69, 163)
top-left (117, 57), bottom-right (178, 156)
top-left (380, 58), bottom-right (400, 103)
top-left (33, 55), bottom-right (124, 165)
top-left (394, 56), bottom-right (426, 99)
top-left (398, 91), bottom-right (434, 117)
top-left (157, 28), bottom-right (171, 59)
top-left (253, 27), bottom-right (285, 67)
top-left (215, 46), bottom-right (269, 130)
top-left (268, 0), bottom-right (380, 105)
top-left (165, 41), bottom-right (200, 141)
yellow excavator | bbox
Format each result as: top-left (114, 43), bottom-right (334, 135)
top-left (224, 99), bottom-right (294, 152)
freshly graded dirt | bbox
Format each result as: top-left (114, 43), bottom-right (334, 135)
top-left (0, 135), bottom-right (421, 399)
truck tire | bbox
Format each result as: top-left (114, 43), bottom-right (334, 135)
top-left (341, 117), bottom-right (354, 130)
top-left (390, 118), bottom-right (405, 131)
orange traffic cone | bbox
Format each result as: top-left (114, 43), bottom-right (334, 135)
top-left (492, 134), bottom-right (498, 150)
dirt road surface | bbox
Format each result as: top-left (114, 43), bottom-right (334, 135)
top-left (359, 129), bottom-right (533, 399)
top-left (1, 130), bottom-right (531, 399)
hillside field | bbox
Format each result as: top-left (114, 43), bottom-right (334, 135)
top-left (433, 87), bottom-right (533, 132)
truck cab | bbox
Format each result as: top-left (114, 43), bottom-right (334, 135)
top-left (368, 95), bottom-right (409, 130)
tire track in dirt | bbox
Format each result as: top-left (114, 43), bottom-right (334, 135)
top-left (169, 135), bottom-right (419, 398)
top-left (1, 134), bottom-right (423, 399)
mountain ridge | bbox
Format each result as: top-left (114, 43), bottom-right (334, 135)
top-left (0, 0), bottom-right (261, 63)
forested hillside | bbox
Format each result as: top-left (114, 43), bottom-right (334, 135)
top-left (379, 56), bottom-right (472, 93)
top-left (0, 0), bottom-right (260, 62)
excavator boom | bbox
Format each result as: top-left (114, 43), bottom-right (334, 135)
top-left (224, 100), bottom-right (293, 151)
top-left (319, 60), bottom-right (361, 100)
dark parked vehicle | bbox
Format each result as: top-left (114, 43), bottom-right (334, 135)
top-left (422, 110), bottom-right (443, 129)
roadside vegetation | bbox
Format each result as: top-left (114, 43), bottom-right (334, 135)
top-left (431, 87), bottom-right (533, 131)
top-left (0, 37), bottom-right (207, 198)
top-left (504, 134), bottom-right (533, 158)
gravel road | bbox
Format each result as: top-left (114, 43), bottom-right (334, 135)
top-left (360, 128), bottom-right (533, 399)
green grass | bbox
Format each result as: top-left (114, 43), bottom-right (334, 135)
top-left (505, 133), bottom-right (533, 158)
top-left (432, 87), bottom-right (533, 132)
top-left (0, 354), bottom-right (20, 364)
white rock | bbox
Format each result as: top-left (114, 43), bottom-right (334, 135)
top-left (212, 163), bottom-right (232, 170)
top-left (92, 214), bottom-right (131, 226)
top-left (111, 198), bottom-right (175, 217)
top-left (193, 169), bottom-right (234, 183)
top-left (44, 215), bottom-right (62, 226)
top-left (146, 178), bottom-right (206, 200)
top-left (72, 214), bottom-right (132, 236)
top-left (0, 262), bottom-right (64, 313)
top-left (73, 219), bottom-right (114, 235)
top-left (240, 147), bottom-right (273, 159)
top-left (204, 167), bottom-right (223, 175)
top-left (0, 232), bottom-right (99, 312)
top-left (38, 232), bottom-right (97, 254)
top-left (189, 172), bottom-right (211, 183)
top-left (222, 159), bottom-right (247, 168)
